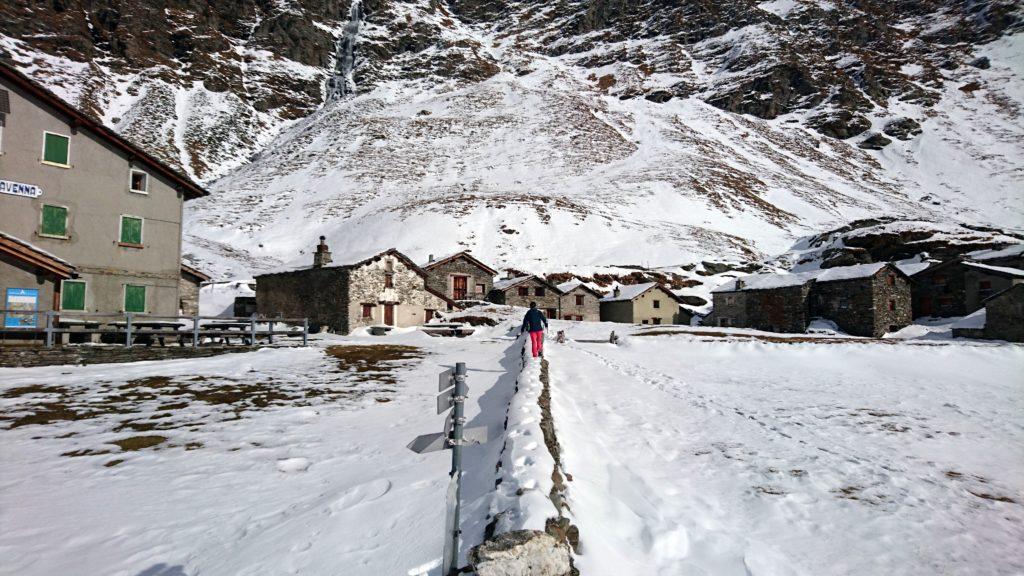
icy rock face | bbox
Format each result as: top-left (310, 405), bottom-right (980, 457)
top-left (469, 530), bottom-right (572, 576)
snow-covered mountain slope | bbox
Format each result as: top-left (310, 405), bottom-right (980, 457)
top-left (183, 31), bottom-right (1023, 278)
top-left (3, 2), bottom-right (1022, 279)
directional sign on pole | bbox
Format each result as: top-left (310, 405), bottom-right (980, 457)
top-left (439, 369), bottom-right (454, 392)
top-left (437, 390), bottom-right (454, 414)
top-left (407, 432), bottom-right (449, 454)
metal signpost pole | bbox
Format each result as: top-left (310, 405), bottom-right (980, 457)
top-left (445, 362), bottom-right (468, 576)
top-left (193, 314), bottom-right (200, 348)
top-left (125, 312), bottom-right (133, 347)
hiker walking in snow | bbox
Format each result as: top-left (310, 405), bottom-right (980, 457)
top-left (521, 302), bottom-right (549, 358)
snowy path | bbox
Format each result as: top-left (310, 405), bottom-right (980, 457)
top-left (547, 336), bottom-right (1024, 575)
top-left (0, 334), bottom-right (522, 576)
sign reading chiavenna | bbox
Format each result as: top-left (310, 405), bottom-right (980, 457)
top-left (0, 180), bottom-right (43, 198)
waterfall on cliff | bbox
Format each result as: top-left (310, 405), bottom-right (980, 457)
top-left (326, 0), bottom-right (361, 101)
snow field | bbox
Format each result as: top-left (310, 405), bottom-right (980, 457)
top-left (0, 332), bottom-right (523, 576)
top-left (546, 334), bottom-right (1024, 575)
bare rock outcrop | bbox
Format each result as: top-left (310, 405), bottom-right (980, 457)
top-left (469, 530), bottom-right (572, 576)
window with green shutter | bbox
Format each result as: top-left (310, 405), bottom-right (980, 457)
top-left (120, 216), bottom-right (143, 245)
top-left (61, 281), bottom-right (86, 311)
top-left (40, 205), bottom-right (68, 237)
top-left (124, 285), bottom-right (146, 313)
top-left (42, 132), bottom-right (70, 166)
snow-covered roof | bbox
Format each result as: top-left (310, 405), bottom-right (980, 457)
top-left (963, 261), bottom-right (1024, 278)
top-left (953, 309), bottom-right (986, 330)
top-left (968, 244), bottom-right (1024, 261)
top-left (600, 282), bottom-right (657, 302)
top-left (711, 270), bottom-right (819, 293)
top-left (813, 262), bottom-right (888, 283)
top-left (493, 275), bottom-right (532, 291)
top-left (714, 262), bottom-right (900, 293)
top-left (894, 261), bottom-right (933, 276)
top-left (557, 280), bottom-right (583, 293)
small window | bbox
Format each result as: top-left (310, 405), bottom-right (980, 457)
top-left (933, 275), bottom-right (947, 286)
top-left (517, 286), bottom-right (528, 297)
top-left (535, 287), bottom-right (545, 297)
top-left (653, 299), bottom-right (661, 309)
top-left (40, 204), bottom-right (68, 237)
top-left (424, 309), bottom-right (435, 323)
top-left (575, 295), bottom-right (584, 306)
top-left (887, 274), bottom-right (896, 286)
top-left (361, 304), bottom-right (374, 319)
top-left (719, 318), bottom-right (731, 327)
top-left (384, 272), bottom-right (394, 288)
top-left (119, 215), bottom-right (143, 245)
top-left (888, 324), bottom-right (898, 333)
top-left (476, 283), bottom-right (485, 294)
top-left (384, 259), bottom-right (394, 273)
top-left (564, 315), bottom-right (572, 320)
top-left (642, 319), bottom-right (649, 325)
top-left (653, 318), bottom-right (662, 325)
top-left (124, 284), bottom-right (146, 313)
top-left (42, 131), bottom-right (70, 166)
top-left (546, 308), bottom-right (556, 318)
top-left (61, 280), bottom-right (86, 311)
top-left (130, 170), bottom-right (148, 193)
top-left (888, 300), bottom-right (896, 311)
top-left (574, 315), bottom-right (583, 321)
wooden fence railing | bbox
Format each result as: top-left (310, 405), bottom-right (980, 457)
top-left (0, 310), bottom-right (309, 348)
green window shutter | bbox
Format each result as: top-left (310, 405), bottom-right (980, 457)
top-left (120, 216), bottom-right (142, 244)
top-left (41, 205), bottom-right (68, 237)
top-left (61, 281), bottom-right (86, 311)
top-left (43, 133), bottom-right (69, 165)
top-left (124, 285), bottom-right (146, 313)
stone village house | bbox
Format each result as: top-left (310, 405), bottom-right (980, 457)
top-left (599, 282), bottom-right (688, 325)
top-left (556, 280), bottom-right (602, 322)
top-left (710, 263), bottom-right (911, 337)
top-left (952, 284), bottom-right (1024, 343)
top-left (909, 257), bottom-right (1024, 318)
top-left (422, 251), bottom-right (497, 302)
top-left (178, 264), bottom-right (210, 316)
top-left (0, 62), bottom-right (208, 321)
top-left (255, 240), bottom-right (454, 334)
top-left (488, 274), bottom-right (562, 320)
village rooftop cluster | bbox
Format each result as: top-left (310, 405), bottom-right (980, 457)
top-left (1, 61), bottom-right (1022, 345)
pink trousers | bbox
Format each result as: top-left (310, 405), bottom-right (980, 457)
top-left (529, 330), bottom-right (544, 357)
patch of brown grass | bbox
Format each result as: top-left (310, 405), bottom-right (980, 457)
top-left (325, 345), bottom-right (424, 385)
top-left (110, 436), bottom-right (167, 451)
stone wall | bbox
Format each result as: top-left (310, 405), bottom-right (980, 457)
top-left (255, 267), bottom-right (349, 332)
top-left (809, 267), bottom-right (910, 337)
top-left (964, 268), bottom-right (1020, 313)
top-left (984, 285), bottom-right (1024, 342)
top-left (710, 291), bottom-right (747, 327)
top-left (179, 276), bottom-right (200, 315)
top-left (869, 268), bottom-right (912, 336)
top-left (557, 286), bottom-right (600, 321)
top-left (425, 256), bottom-right (493, 301)
top-left (912, 262), bottom-right (967, 318)
top-left (744, 285), bottom-right (811, 333)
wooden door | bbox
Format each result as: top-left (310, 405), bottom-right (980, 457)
top-left (384, 304), bottom-right (395, 326)
top-left (453, 276), bottom-right (468, 300)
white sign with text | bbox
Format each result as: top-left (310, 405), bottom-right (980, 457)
top-left (0, 180), bottom-right (43, 198)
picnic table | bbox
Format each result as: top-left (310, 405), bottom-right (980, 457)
top-left (203, 321), bottom-right (258, 345)
top-left (107, 320), bottom-right (188, 347)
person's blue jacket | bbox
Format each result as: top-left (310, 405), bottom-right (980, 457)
top-left (521, 308), bottom-right (548, 333)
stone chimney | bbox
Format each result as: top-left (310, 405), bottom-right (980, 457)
top-left (313, 236), bottom-right (332, 268)
top-left (735, 278), bottom-right (745, 290)
top-left (613, 286), bottom-right (621, 298)
top-left (428, 254), bottom-right (435, 263)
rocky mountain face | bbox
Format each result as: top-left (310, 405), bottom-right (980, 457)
top-left (2, 1), bottom-right (1022, 282)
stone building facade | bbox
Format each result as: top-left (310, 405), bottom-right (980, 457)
top-left (255, 245), bottom-right (453, 334)
top-left (911, 258), bottom-right (1024, 318)
top-left (178, 264), bottom-right (210, 316)
top-left (556, 281), bottom-right (602, 321)
top-left (981, 284), bottom-right (1024, 342)
top-left (422, 251), bottom-right (496, 303)
top-left (808, 263), bottom-right (911, 337)
top-left (710, 263), bottom-right (912, 337)
top-left (599, 282), bottom-right (685, 325)
top-left (488, 275), bottom-right (562, 319)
